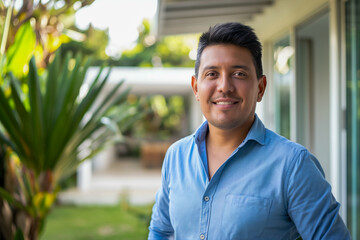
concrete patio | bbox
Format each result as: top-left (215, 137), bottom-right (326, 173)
top-left (57, 158), bottom-right (162, 206)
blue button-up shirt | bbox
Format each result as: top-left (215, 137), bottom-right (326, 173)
top-left (148, 116), bottom-right (350, 240)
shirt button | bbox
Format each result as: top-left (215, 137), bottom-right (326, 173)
top-left (204, 196), bottom-right (210, 202)
top-left (200, 233), bottom-right (205, 239)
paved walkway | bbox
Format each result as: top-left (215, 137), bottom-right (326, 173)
top-left (57, 158), bottom-right (162, 206)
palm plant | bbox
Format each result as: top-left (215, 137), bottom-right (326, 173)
top-left (0, 51), bottom-right (131, 239)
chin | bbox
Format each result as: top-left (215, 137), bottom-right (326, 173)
top-left (207, 113), bottom-right (255, 130)
top-left (209, 120), bottom-right (244, 130)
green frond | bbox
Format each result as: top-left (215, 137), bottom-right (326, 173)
top-left (0, 49), bottom-right (135, 188)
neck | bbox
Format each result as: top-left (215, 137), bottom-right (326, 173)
top-left (206, 117), bottom-right (255, 151)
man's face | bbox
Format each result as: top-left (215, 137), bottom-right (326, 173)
top-left (191, 44), bottom-right (266, 131)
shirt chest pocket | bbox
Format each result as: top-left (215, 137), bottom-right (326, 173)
top-left (221, 194), bottom-right (272, 240)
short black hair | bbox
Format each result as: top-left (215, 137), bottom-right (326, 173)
top-left (195, 22), bottom-right (263, 79)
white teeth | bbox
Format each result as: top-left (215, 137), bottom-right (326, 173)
top-left (216, 102), bottom-right (233, 105)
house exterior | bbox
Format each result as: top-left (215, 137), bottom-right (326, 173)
top-left (156, 0), bottom-right (359, 237)
top-left (76, 67), bottom-right (200, 198)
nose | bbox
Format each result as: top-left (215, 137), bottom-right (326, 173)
top-left (217, 74), bottom-right (235, 93)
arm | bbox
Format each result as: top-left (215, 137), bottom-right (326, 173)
top-left (148, 154), bottom-right (174, 240)
top-left (286, 150), bottom-right (351, 239)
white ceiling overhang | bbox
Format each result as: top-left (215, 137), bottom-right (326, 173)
top-left (156, 0), bottom-right (274, 36)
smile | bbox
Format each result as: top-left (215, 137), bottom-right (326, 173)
top-left (212, 97), bottom-right (240, 106)
top-left (214, 102), bottom-right (236, 105)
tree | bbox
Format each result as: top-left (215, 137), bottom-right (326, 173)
top-left (61, 24), bottom-right (110, 64)
top-left (112, 19), bottom-right (198, 67)
top-left (0, 0), bottom-right (96, 77)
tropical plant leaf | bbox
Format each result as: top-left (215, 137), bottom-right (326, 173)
top-left (61, 54), bottom-right (84, 111)
top-left (44, 56), bottom-right (84, 168)
top-left (9, 74), bottom-right (33, 162)
top-left (53, 86), bottom-right (129, 173)
top-left (100, 87), bottom-right (131, 118)
top-left (6, 22), bottom-right (36, 77)
top-left (0, 131), bottom-right (17, 153)
top-left (100, 117), bottom-right (121, 134)
top-left (0, 55), bottom-right (7, 79)
top-left (0, 187), bottom-right (26, 211)
top-left (43, 51), bottom-right (60, 135)
top-left (27, 57), bottom-right (45, 172)
top-left (1, 49), bottom-right (135, 222)
top-left (53, 52), bottom-right (71, 119)
top-left (9, 73), bottom-right (29, 129)
top-left (87, 65), bottom-right (106, 91)
top-left (13, 228), bottom-right (25, 240)
top-left (60, 56), bottom-right (91, 136)
top-left (0, 85), bottom-right (25, 157)
top-left (73, 67), bottom-right (110, 124)
top-left (90, 78), bottom-right (126, 120)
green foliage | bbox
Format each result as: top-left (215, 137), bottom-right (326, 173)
top-left (0, 2), bottom-right (134, 239)
top-left (111, 19), bottom-right (199, 67)
top-left (0, 144), bottom-right (5, 188)
top-left (132, 95), bottom-right (186, 140)
top-left (106, 95), bottom-right (147, 136)
top-left (157, 35), bottom-right (196, 67)
top-left (14, 228), bottom-right (25, 240)
top-left (6, 22), bottom-right (36, 77)
top-left (0, 0), bottom-right (96, 68)
top-left (0, 50), bottom-right (138, 238)
top-left (61, 26), bottom-right (110, 62)
top-left (0, 52), bottom-right (131, 182)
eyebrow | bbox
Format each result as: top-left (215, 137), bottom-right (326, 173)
top-left (202, 65), bottom-right (251, 71)
top-left (232, 65), bottom-right (251, 71)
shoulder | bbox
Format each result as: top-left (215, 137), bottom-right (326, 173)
top-left (161, 134), bottom-right (199, 182)
top-left (166, 134), bottom-right (195, 154)
top-left (264, 128), bottom-right (308, 155)
top-left (162, 134), bottom-right (197, 168)
top-left (263, 128), bottom-right (324, 175)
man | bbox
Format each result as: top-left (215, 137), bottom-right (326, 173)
top-left (148, 22), bottom-right (350, 239)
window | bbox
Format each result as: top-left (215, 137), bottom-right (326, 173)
top-left (345, 0), bottom-right (360, 238)
top-left (273, 35), bottom-right (294, 139)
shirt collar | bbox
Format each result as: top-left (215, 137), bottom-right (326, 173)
top-left (242, 114), bottom-right (266, 146)
top-left (193, 114), bottom-right (266, 146)
top-left (193, 120), bottom-right (208, 145)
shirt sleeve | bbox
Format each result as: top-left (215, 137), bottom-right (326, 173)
top-left (148, 152), bottom-right (174, 240)
top-left (286, 149), bottom-right (351, 239)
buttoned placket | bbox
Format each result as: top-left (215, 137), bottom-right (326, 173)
top-left (197, 142), bottom-right (244, 240)
top-left (197, 146), bottom-right (218, 240)
top-left (199, 181), bottom-right (215, 240)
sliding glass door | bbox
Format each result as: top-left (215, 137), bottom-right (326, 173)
top-left (273, 35), bottom-right (293, 139)
top-left (345, 0), bottom-right (360, 238)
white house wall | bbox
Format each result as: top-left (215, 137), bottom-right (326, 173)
top-left (85, 67), bottom-right (195, 96)
top-left (247, 0), bottom-right (345, 210)
top-left (248, 0), bottom-right (328, 41)
top-left (297, 13), bottom-right (331, 180)
top-left (78, 67), bottom-right (202, 190)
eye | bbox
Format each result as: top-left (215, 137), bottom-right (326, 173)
top-left (233, 71), bottom-right (247, 78)
top-left (205, 71), bottom-right (218, 78)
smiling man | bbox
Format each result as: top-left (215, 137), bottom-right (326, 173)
top-left (148, 22), bottom-right (350, 240)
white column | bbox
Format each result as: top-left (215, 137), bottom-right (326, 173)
top-left (93, 146), bottom-right (114, 172)
top-left (189, 93), bottom-right (204, 132)
top-left (329, 0), bottom-right (346, 220)
top-left (77, 160), bottom-right (92, 192)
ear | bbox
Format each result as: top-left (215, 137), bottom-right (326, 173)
top-left (257, 75), bottom-right (267, 102)
top-left (191, 75), bottom-right (200, 101)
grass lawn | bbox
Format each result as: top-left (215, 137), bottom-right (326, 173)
top-left (40, 202), bottom-right (153, 240)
